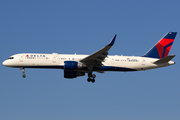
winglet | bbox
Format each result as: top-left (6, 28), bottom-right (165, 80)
top-left (108, 34), bottom-right (117, 46)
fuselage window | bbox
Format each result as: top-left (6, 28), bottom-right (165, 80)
top-left (8, 57), bottom-right (14, 59)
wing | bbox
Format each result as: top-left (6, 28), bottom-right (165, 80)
top-left (80, 35), bottom-right (117, 68)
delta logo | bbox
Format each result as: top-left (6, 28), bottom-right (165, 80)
top-left (26, 54), bottom-right (46, 57)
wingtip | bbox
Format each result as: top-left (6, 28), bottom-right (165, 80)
top-left (108, 34), bottom-right (117, 46)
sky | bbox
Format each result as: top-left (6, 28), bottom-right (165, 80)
top-left (0, 0), bottom-right (180, 120)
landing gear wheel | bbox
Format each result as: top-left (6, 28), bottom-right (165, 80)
top-left (87, 73), bottom-right (96, 83)
top-left (87, 78), bottom-right (95, 83)
top-left (22, 74), bottom-right (26, 78)
top-left (87, 78), bottom-right (91, 82)
top-left (91, 79), bottom-right (95, 83)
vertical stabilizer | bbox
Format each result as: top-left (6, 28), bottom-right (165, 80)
top-left (142, 32), bottom-right (177, 59)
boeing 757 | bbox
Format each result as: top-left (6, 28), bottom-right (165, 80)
top-left (2, 32), bottom-right (177, 83)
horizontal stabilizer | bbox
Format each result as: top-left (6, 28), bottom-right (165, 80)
top-left (153, 55), bottom-right (175, 64)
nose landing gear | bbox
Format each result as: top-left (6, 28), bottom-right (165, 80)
top-left (22, 74), bottom-right (26, 78)
top-left (20, 67), bottom-right (26, 78)
top-left (87, 74), bottom-right (96, 83)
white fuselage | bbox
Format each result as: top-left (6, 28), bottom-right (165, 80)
top-left (2, 53), bottom-right (175, 72)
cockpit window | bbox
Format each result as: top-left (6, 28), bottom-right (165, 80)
top-left (8, 57), bottom-right (14, 59)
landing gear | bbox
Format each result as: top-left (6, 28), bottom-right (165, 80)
top-left (87, 65), bottom-right (96, 83)
top-left (20, 67), bottom-right (26, 78)
top-left (87, 73), bottom-right (96, 83)
top-left (22, 74), bottom-right (26, 78)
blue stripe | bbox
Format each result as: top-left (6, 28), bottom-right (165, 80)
top-left (100, 66), bottom-right (137, 71)
top-left (13, 65), bottom-right (137, 72)
top-left (12, 65), bottom-right (64, 69)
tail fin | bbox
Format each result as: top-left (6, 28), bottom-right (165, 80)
top-left (142, 32), bottom-right (177, 59)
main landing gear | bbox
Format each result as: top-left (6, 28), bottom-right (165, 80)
top-left (20, 67), bottom-right (26, 78)
top-left (87, 74), bottom-right (96, 83)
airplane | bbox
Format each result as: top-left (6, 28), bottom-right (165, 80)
top-left (2, 32), bottom-right (177, 83)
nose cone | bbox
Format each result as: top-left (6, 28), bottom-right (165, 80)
top-left (2, 60), bottom-right (8, 66)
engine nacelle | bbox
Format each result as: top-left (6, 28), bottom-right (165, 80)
top-left (64, 61), bottom-right (86, 70)
top-left (64, 70), bottom-right (85, 78)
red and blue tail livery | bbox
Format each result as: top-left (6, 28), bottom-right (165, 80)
top-left (142, 32), bottom-right (177, 59)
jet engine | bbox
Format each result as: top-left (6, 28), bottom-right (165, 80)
top-left (64, 61), bottom-right (86, 70)
top-left (64, 70), bottom-right (85, 78)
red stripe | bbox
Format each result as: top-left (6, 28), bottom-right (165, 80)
top-left (156, 38), bottom-right (174, 59)
top-left (164, 45), bottom-right (172, 57)
top-left (159, 38), bottom-right (174, 46)
top-left (156, 43), bottom-right (163, 59)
